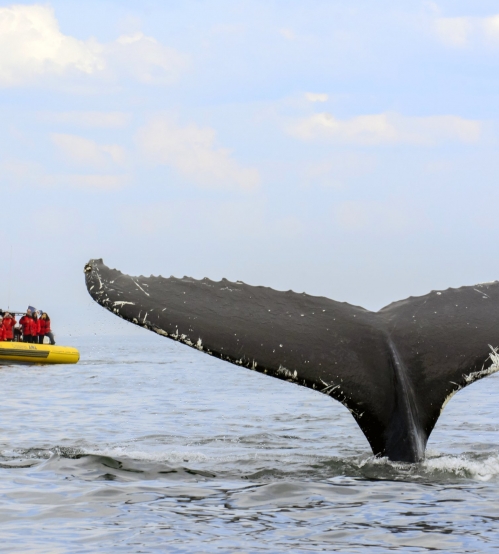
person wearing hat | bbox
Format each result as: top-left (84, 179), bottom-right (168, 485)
top-left (2, 312), bottom-right (16, 342)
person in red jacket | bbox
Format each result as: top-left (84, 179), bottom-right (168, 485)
top-left (32, 311), bottom-right (41, 344)
top-left (39, 313), bottom-right (55, 345)
top-left (1, 313), bottom-right (16, 341)
top-left (19, 310), bottom-right (34, 343)
top-left (0, 317), bottom-right (6, 342)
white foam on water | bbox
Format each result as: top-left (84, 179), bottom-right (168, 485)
top-left (82, 445), bottom-right (261, 464)
top-left (354, 451), bottom-right (499, 481)
top-left (423, 453), bottom-right (499, 481)
top-left (87, 446), bottom-right (209, 463)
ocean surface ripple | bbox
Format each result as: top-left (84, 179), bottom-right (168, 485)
top-left (1, 333), bottom-right (499, 553)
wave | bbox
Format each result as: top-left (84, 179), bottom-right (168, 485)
top-left (422, 451), bottom-right (499, 481)
top-left (2, 444), bottom-right (499, 483)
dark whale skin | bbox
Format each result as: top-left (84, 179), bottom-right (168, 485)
top-left (84, 259), bottom-right (499, 462)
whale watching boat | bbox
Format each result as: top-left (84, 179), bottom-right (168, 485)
top-left (0, 310), bottom-right (79, 365)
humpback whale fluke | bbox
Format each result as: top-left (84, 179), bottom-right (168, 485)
top-left (84, 259), bottom-right (499, 462)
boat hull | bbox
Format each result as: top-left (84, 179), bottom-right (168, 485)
top-left (0, 343), bottom-right (80, 365)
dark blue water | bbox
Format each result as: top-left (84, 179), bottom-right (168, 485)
top-left (1, 332), bottom-right (499, 552)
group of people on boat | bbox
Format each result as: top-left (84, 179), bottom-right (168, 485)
top-left (0, 308), bottom-right (55, 345)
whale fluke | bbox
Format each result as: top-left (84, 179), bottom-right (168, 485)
top-left (84, 259), bottom-right (499, 462)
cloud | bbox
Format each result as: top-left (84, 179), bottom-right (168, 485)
top-left (0, 4), bottom-right (187, 87)
top-left (434, 17), bottom-right (472, 47)
top-left (288, 111), bottom-right (481, 145)
top-left (484, 15), bottom-right (499, 40)
top-left (305, 92), bottom-right (328, 103)
top-left (51, 133), bottom-right (126, 167)
top-left (136, 118), bottom-right (260, 191)
top-left (0, 4), bottom-right (103, 86)
top-left (38, 111), bottom-right (131, 128)
top-left (105, 32), bottom-right (187, 84)
top-left (433, 13), bottom-right (499, 47)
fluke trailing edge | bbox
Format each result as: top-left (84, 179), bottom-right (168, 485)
top-left (84, 259), bottom-right (499, 462)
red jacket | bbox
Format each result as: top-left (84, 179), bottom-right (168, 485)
top-left (2, 316), bottom-right (16, 340)
top-left (32, 318), bottom-right (41, 335)
top-left (19, 315), bottom-right (33, 336)
top-left (40, 318), bottom-right (51, 335)
top-left (0, 323), bottom-right (5, 341)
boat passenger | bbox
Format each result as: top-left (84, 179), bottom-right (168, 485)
top-left (40, 313), bottom-right (55, 345)
top-left (19, 310), bottom-right (34, 343)
top-left (0, 317), bottom-right (5, 342)
top-left (2, 313), bottom-right (16, 342)
top-left (32, 311), bottom-right (40, 344)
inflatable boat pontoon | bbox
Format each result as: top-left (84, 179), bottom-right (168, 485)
top-left (0, 343), bottom-right (80, 364)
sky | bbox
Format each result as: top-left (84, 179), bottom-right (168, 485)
top-left (1, 0), bottom-right (499, 335)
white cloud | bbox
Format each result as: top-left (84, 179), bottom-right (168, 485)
top-left (288, 111), bottom-right (481, 145)
top-left (0, 5), bottom-right (187, 87)
top-left (38, 111), bottom-right (131, 128)
top-left (105, 32), bottom-right (187, 84)
top-left (484, 15), bottom-right (499, 40)
top-left (305, 92), bottom-right (328, 103)
top-left (0, 5), bottom-right (103, 86)
top-left (51, 133), bottom-right (126, 167)
top-left (433, 12), bottom-right (499, 47)
top-left (434, 17), bottom-right (472, 47)
top-left (136, 118), bottom-right (260, 191)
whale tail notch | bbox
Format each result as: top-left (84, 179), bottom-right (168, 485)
top-left (84, 259), bottom-right (499, 462)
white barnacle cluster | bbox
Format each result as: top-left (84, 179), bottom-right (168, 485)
top-left (440, 345), bottom-right (499, 415)
top-left (181, 334), bottom-right (194, 347)
top-left (152, 324), bottom-right (207, 354)
top-left (277, 365), bottom-right (298, 381)
top-left (153, 327), bottom-right (169, 337)
top-left (440, 387), bottom-right (460, 414)
top-left (463, 345), bottom-right (499, 384)
top-left (319, 378), bottom-right (340, 396)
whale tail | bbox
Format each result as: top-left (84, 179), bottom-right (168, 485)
top-left (84, 259), bottom-right (499, 462)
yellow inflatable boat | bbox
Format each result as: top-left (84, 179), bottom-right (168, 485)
top-left (0, 343), bottom-right (79, 365)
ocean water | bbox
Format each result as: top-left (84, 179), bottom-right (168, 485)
top-left (0, 332), bottom-right (499, 553)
